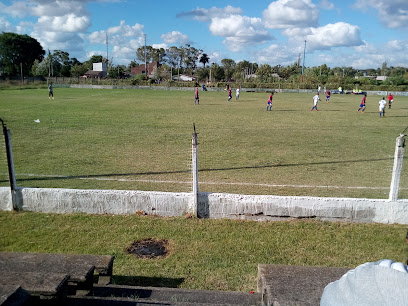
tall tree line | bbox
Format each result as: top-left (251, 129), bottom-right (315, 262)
top-left (1, 32), bottom-right (407, 86)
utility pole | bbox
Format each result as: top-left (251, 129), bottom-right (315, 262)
top-left (301, 40), bottom-right (306, 82)
top-left (106, 32), bottom-right (109, 65)
top-left (144, 33), bottom-right (147, 81)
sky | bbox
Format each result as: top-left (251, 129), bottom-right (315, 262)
top-left (0, 0), bottom-right (407, 69)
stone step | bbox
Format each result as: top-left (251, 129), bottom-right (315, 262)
top-left (67, 295), bottom-right (241, 305)
top-left (83, 284), bottom-right (261, 305)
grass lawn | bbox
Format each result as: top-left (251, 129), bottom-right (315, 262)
top-left (0, 87), bottom-right (408, 198)
top-left (1, 211), bottom-right (407, 292)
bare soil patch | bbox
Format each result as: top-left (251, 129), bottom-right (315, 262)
top-left (126, 238), bottom-right (169, 259)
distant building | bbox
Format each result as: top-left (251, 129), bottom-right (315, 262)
top-left (173, 74), bottom-right (196, 81)
top-left (355, 75), bottom-right (388, 81)
top-left (82, 62), bottom-right (107, 78)
top-left (131, 62), bottom-right (160, 78)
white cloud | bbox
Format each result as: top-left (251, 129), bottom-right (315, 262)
top-left (36, 14), bottom-right (90, 32)
top-left (319, 0), bottom-right (335, 10)
top-left (262, 0), bottom-right (319, 29)
top-left (31, 30), bottom-right (85, 52)
top-left (161, 31), bottom-right (190, 45)
top-left (353, 0), bottom-right (408, 29)
top-left (31, 0), bottom-right (87, 17)
top-left (0, 17), bottom-right (18, 32)
top-left (152, 43), bottom-right (168, 50)
top-left (256, 44), bottom-right (298, 66)
top-left (209, 15), bottom-right (273, 52)
top-left (0, 1), bottom-right (31, 18)
top-left (176, 5), bottom-right (243, 22)
top-left (305, 22), bottom-right (363, 50)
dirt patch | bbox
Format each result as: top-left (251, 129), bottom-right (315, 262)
top-left (126, 238), bottom-right (169, 259)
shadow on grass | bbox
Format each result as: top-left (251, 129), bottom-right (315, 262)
top-left (6, 157), bottom-right (390, 183)
top-left (112, 275), bottom-right (185, 288)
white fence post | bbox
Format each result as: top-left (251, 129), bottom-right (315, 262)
top-left (389, 134), bottom-right (406, 201)
top-left (191, 124), bottom-right (199, 216)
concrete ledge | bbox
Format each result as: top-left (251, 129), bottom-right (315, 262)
top-left (0, 285), bottom-right (31, 306)
top-left (257, 264), bottom-right (350, 306)
top-left (1, 187), bottom-right (408, 224)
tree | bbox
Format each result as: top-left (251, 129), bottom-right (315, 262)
top-left (0, 32), bottom-right (45, 77)
top-left (70, 63), bottom-right (88, 77)
top-left (211, 63), bottom-right (224, 82)
top-left (221, 59), bottom-right (236, 81)
top-left (52, 50), bottom-right (72, 77)
top-left (195, 67), bottom-right (209, 82)
top-left (165, 46), bottom-right (181, 69)
top-left (256, 64), bottom-right (273, 82)
top-left (83, 55), bottom-right (106, 71)
top-left (199, 53), bottom-right (210, 68)
top-left (181, 44), bottom-right (202, 69)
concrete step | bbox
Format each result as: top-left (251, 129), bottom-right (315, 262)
top-left (74, 284), bottom-right (262, 305)
top-left (66, 295), bottom-right (241, 305)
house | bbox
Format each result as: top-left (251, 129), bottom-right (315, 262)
top-left (82, 70), bottom-right (105, 78)
top-left (82, 62), bottom-right (107, 78)
top-left (131, 62), bottom-right (160, 77)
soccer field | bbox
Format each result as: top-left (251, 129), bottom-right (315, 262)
top-left (1, 87), bottom-right (407, 199)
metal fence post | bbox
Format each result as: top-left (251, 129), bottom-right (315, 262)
top-left (191, 124), bottom-right (199, 216)
top-left (389, 134), bottom-right (405, 201)
top-left (1, 119), bottom-right (17, 210)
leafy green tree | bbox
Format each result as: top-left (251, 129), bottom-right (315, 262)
top-left (136, 46), bottom-right (166, 64)
top-left (31, 59), bottom-right (48, 76)
top-left (181, 45), bottom-right (202, 69)
top-left (52, 50), bottom-right (72, 77)
top-left (165, 46), bottom-right (181, 69)
top-left (70, 64), bottom-right (88, 77)
top-left (221, 59), bottom-right (236, 81)
top-left (84, 55), bottom-right (106, 70)
top-left (256, 64), bottom-right (273, 82)
top-left (195, 67), bottom-right (209, 82)
top-left (211, 63), bottom-right (224, 82)
top-left (0, 32), bottom-right (45, 77)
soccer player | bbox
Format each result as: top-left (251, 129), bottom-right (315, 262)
top-left (326, 90), bottom-right (331, 103)
top-left (266, 92), bottom-right (273, 111)
top-left (379, 97), bottom-right (387, 117)
top-left (228, 88), bottom-right (232, 101)
top-left (236, 88), bottom-right (240, 100)
top-left (194, 87), bottom-right (199, 105)
top-left (388, 93), bottom-right (394, 109)
top-left (357, 94), bottom-right (366, 112)
top-left (48, 82), bottom-right (54, 99)
top-left (311, 93), bottom-right (321, 111)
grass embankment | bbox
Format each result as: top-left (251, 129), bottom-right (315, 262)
top-left (0, 88), bottom-right (408, 198)
top-left (1, 211), bottom-right (407, 292)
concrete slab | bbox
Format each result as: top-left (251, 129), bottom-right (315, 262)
top-left (0, 272), bottom-right (68, 300)
top-left (0, 285), bottom-right (30, 306)
top-left (0, 252), bottom-right (114, 284)
top-left (257, 264), bottom-right (350, 306)
top-left (91, 284), bottom-right (262, 305)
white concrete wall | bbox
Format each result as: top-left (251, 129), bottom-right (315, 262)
top-left (1, 187), bottom-right (408, 224)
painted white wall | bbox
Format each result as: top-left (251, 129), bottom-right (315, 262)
top-left (1, 187), bottom-right (408, 224)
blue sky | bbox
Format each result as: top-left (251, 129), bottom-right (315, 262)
top-left (0, 0), bottom-right (407, 69)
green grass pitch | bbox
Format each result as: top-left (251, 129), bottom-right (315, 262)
top-left (1, 87), bottom-right (407, 199)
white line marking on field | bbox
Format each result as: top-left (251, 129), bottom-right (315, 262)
top-left (4, 172), bottom-right (400, 190)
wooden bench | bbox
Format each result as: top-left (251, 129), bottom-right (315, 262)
top-left (0, 252), bottom-right (114, 285)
